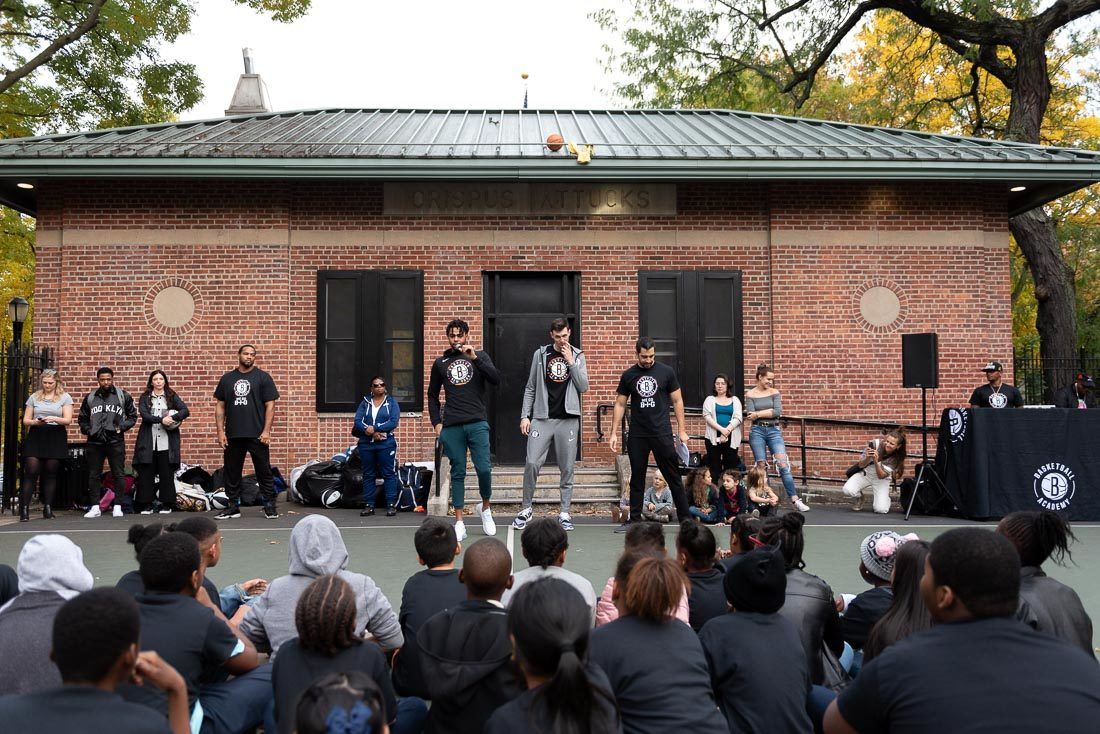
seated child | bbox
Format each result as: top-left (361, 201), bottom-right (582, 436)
top-left (719, 469), bottom-right (745, 522)
top-left (686, 468), bottom-right (723, 524)
top-left (745, 466), bottom-right (779, 517)
top-left (611, 482), bottom-right (630, 524)
top-left (641, 472), bottom-right (674, 523)
top-left (417, 538), bottom-right (524, 734)
top-left (293, 671), bottom-right (388, 734)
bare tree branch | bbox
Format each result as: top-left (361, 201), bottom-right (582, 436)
top-left (0, 0), bottom-right (108, 96)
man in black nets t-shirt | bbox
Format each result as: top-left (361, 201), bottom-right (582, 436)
top-left (969, 360), bottom-right (1023, 409)
top-left (608, 336), bottom-right (692, 532)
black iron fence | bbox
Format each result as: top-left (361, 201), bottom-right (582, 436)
top-left (594, 403), bottom-right (933, 490)
top-left (1013, 347), bottom-right (1099, 404)
top-left (1, 342), bottom-right (55, 512)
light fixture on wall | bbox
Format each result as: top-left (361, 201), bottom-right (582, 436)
top-left (16, 182), bottom-right (33, 189)
top-left (1010, 185), bottom-right (1027, 192)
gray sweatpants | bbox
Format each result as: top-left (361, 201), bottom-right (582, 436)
top-left (522, 417), bottom-right (580, 513)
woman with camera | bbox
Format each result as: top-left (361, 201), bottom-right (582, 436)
top-left (133, 370), bottom-right (190, 514)
top-left (842, 429), bottom-right (906, 514)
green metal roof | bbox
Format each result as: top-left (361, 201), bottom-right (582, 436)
top-left (1, 108), bottom-right (1097, 216)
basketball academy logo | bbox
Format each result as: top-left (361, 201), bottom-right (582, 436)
top-left (1033, 462), bottom-right (1076, 511)
top-left (447, 359), bottom-right (474, 386)
top-left (947, 408), bottom-right (968, 443)
top-left (546, 355), bottom-right (570, 383)
top-left (988, 392), bottom-right (1008, 408)
top-left (233, 379), bottom-right (251, 406)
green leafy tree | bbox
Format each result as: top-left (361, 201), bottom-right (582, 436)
top-left (0, 0), bottom-right (312, 341)
top-left (598, 0), bottom-right (1100, 395)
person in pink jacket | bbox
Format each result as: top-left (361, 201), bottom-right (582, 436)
top-left (595, 521), bottom-right (690, 626)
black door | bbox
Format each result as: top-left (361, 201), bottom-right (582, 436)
top-left (484, 273), bottom-right (580, 463)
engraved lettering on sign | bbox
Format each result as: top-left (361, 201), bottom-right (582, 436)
top-left (384, 183), bottom-right (676, 216)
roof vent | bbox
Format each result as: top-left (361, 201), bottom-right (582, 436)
top-left (225, 48), bottom-right (271, 116)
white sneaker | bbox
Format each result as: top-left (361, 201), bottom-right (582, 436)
top-left (512, 506), bottom-right (533, 530)
top-left (793, 498), bottom-right (810, 512)
top-left (84, 505), bottom-right (101, 518)
top-left (112, 505), bottom-right (124, 517)
top-left (454, 520), bottom-right (468, 542)
top-left (479, 506), bottom-right (497, 536)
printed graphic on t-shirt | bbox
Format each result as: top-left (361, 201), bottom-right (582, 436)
top-left (447, 359), bottom-right (474, 386)
top-left (546, 355), bottom-right (570, 383)
top-left (988, 391), bottom-right (1007, 408)
top-left (636, 375), bottom-right (659, 408)
top-left (233, 378), bottom-right (251, 406)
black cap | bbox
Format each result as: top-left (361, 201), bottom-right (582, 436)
top-left (1076, 372), bottom-right (1095, 388)
top-left (724, 546), bottom-right (787, 614)
top-left (981, 361), bottom-right (1003, 372)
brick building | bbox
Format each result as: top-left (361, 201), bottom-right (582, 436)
top-left (1, 109), bottom-right (1098, 477)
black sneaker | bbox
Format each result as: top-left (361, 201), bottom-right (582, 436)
top-left (360, 506), bottom-right (375, 517)
top-left (386, 505), bottom-right (397, 517)
top-left (263, 504), bottom-right (279, 519)
top-left (613, 521), bottom-right (633, 534)
top-left (215, 505), bottom-right (241, 520)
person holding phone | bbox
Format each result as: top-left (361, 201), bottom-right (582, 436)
top-left (513, 317), bottom-right (589, 532)
top-left (841, 429), bottom-right (906, 514)
top-left (19, 369), bottom-right (73, 521)
top-left (134, 370), bottom-right (190, 515)
top-left (428, 319), bottom-right (500, 542)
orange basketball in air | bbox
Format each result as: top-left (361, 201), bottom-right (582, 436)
top-left (546, 133), bottom-right (564, 152)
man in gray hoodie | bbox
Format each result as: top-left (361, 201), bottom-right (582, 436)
top-left (0, 534), bottom-right (95, 694)
top-left (513, 318), bottom-right (589, 532)
top-left (238, 514), bottom-right (402, 658)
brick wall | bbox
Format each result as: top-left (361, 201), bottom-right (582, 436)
top-left (33, 179), bottom-right (1009, 481)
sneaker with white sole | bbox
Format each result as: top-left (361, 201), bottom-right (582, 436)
top-left (454, 520), bottom-right (467, 542)
top-left (112, 505), bottom-right (124, 518)
top-left (140, 507), bottom-right (155, 515)
top-left (84, 505), bottom-right (101, 519)
top-left (215, 506), bottom-right (242, 520)
top-left (159, 507), bottom-right (173, 515)
top-left (479, 506), bottom-right (497, 536)
top-left (559, 513), bottom-right (574, 531)
top-left (263, 504), bottom-right (279, 519)
top-left (793, 498), bottom-right (810, 512)
top-left (512, 507), bottom-right (533, 530)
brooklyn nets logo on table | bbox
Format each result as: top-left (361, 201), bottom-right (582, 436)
top-left (1033, 462), bottom-right (1076, 511)
top-left (947, 408), bottom-right (968, 443)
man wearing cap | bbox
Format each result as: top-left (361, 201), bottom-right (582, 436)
top-left (1053, 372), bottom-right (1097, 410)
top-left (969, 361), bottom-right (1023, 409)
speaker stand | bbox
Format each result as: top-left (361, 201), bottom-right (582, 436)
top-left (904, 386), bottom-right (950, 521)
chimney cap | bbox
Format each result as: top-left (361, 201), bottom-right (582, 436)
top-left (226, 47), bottom-right (270, 116)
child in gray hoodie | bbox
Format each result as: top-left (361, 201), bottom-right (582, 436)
top-left (239, 515), bottom-right (402, 658)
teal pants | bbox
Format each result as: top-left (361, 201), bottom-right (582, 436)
top-left (439, 420), bottom-right (492, 508)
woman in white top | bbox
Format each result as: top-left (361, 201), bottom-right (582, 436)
top-left (702, 373), bottom-right (743, 486)
top-left (20, 369), bottom-right (73, 521)
top-left (133, 370), bottom-right (190, 514)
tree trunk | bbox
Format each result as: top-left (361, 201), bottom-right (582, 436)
top-left (1006, 38), bottom-right (1077, 400)
top-left (1009, 209), bottom-right (1077, 399)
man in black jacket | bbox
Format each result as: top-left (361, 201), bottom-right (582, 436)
top-left (1053, 372), bottom-right (1096, 410)
top-left (428, 319), bottom-right (500, 542)
top-left (79, 367), bottom-right (137, 518)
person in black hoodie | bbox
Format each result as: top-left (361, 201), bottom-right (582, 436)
top-left (676, 520), bottom-right (728, 632)
top-left (417, 537), bottom-right (523, 734)
top-left (393, 517), bottom-right (466, 699)
top-left (428, 318), bottom-right (500, 542)
top-left (79, 367), bottom-right (137, 518)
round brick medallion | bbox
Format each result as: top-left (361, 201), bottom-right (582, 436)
top-left (855, 279), bottom-right (907, 334)
top-left (144, 279), bottom-right (202, 336)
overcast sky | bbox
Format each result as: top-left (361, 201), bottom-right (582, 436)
top-left (171, 0), bottom-right (621, 121)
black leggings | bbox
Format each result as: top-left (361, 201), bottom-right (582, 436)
top-left (21, 456), bottom-right (60, 508)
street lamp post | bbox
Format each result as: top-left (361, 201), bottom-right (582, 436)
top-left (3, 297), bottom-right (29, 514)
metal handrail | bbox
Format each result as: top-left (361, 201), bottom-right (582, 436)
top-left (593, 402), bottom-right (936, 489)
